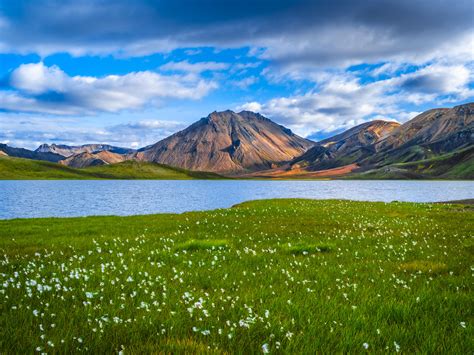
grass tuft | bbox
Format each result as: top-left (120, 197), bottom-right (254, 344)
top-left (400, 260), bottom-right (448, 274)
top-left (284, 242), bottom-right (333, 255)
top-left (127, 337), bottom-right (227, 354)
top-left (176, 239), bottom-right (229, 251)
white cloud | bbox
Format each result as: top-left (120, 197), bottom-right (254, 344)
top-left (160, 60), bottom-right (229, 73)
top-left (397, 64), bottom-right (471, 96)
top-left (10, 63), bottom-right (67, 94)
top-left (3, 62), bottom-right (218, 115)
top-left (238, 101), bottom-right (262, 113)
top-left (238, 62), bottom-right (473, 138)
top-left (0, 114), bottom-right (186, 150)
top-left (230, 76), bottom-right (259, 89)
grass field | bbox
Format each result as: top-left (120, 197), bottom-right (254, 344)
top-left (0, 199), bottom-right (472, 353)
top-left (0, 157), bottom-right (222, 180)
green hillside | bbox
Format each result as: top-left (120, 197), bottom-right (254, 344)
top-left (0, 156), bottom-right (222, 180)
top-left (352, 146), bottom-right (474, 179)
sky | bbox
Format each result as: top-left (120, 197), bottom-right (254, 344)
top-left (0, 0), bottom-right (473, 149)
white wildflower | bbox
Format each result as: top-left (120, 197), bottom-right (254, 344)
top-left (394, 341), bottom-right (400, 352)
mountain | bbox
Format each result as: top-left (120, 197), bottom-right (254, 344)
top-left (59, 150), bottom-right (126, 168)
top-left (136, 110), bottom-right (314, 173)
top-left (0, 143), bottom-right (64, 162)
top-left (246, 103), bottom-right (473, 179)
top-left (2, 104), bottom-right (472, 179)
top-left (290, 120), bottom-right (400, 171)
top-left (36, 143), bottom-right (135, 158)
top-left (368, 103), bottom-right (473, 165)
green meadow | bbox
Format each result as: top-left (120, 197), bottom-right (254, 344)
top-left (0, 157), bottom-right (222, 180)
top-left (0, 199), bottom-right (472, 353)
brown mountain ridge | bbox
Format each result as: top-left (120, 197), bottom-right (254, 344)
top-left (59, 151), bottom-right (127, 168)
top-left (135, 110), bottom-right (314, 174)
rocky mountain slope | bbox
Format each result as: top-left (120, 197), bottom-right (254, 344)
top-left (136, 110), bottom-right (314, 173)
top-left (289, 120), bottom-right (400, 171)
top-left (367, 103), bottom-right (473, 165)
top-left (0, 144), bottom-right (64, 162)
top-left (36, 143), bottom-right (135, 158)
top-left (59, 150), bottom-right (126, 168)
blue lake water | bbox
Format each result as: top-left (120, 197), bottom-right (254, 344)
top-left (0, 180), bottom-right (473, 219)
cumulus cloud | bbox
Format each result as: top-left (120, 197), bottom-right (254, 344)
top-left (1, 62), bottom-right (217, 115)
top-left (398, 64), bottom-right (471, 96)
top-left (10, 62), bottom-right (67, 94)
top-left (238, 62), bottom-right (473, 138)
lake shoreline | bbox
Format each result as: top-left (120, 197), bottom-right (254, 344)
top-left (1, 197), bottom-right (473, 221)
top-left (1, 180), bottom-right (473, 219)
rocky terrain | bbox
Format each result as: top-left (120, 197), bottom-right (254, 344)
top-left (135, 110), bottom-right (314, 174)
top-left (367, 103), bottom-right (473, 165)
top-left (289, 120), bottom-right (400, 171)
top-left (36, 143), bottom-right (135, 158)
top-left (59, 150), bottom-right (126, 168)
top-left (0, 143), bottom-right (64, 162)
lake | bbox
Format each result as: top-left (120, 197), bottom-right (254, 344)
top-left (0, 180), bottom-right (472, 219)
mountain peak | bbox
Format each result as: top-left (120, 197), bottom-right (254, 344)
top-left (206, 110), bottom-right (268, 122)
top-left (291, 119), bottom-right (400, 171)
top-left (454, 102), bottom-right (474, 115)
top-left (137, 110), bottom-right (314, 173)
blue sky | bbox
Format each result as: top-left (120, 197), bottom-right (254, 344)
top-left (0, 0), bottom-right (473, 149)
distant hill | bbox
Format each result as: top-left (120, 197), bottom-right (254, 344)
top-left (136, 110), bottom-right (314, 174)
top-left (0, 143), bottom-right (64, 162)
top-left (36, 143), bottom-right (135, 157)
top-left (290, 120), bottom-right (400, 171)
top-left (0, 156), bottom-right (222, 180)
top-left (59, 151), bottom-right (127, 168)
